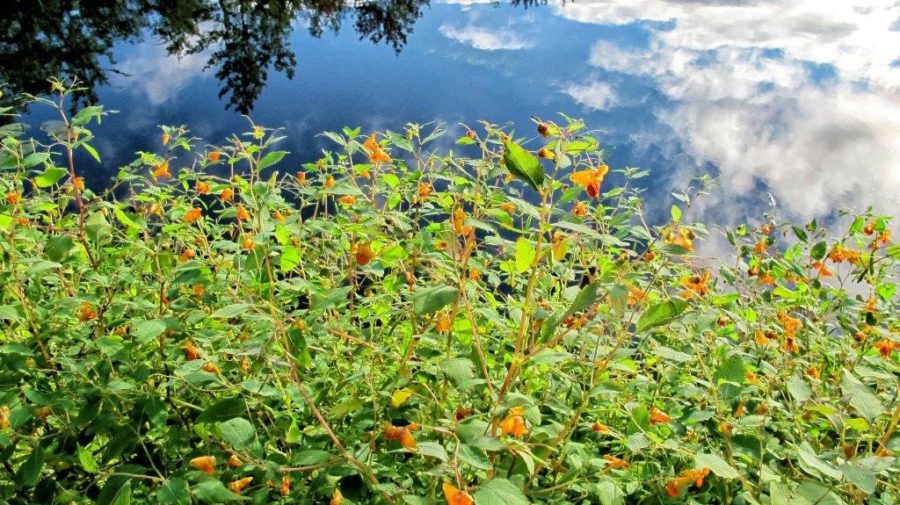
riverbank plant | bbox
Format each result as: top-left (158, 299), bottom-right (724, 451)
top-left (1, 82), bottom-right (898, 504)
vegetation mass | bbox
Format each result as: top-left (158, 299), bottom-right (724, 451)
top-left (1, 83), bottom-right (898, 504)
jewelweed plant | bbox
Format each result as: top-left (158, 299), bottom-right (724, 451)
top-left (1, 81), bottom-right (898, 504)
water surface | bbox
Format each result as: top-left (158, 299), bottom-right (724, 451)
top-left (3, 0), bottom-right (898, 251)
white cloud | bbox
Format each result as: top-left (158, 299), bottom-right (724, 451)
top-left (563, 81), bottom-right (618, 110)
top-left (113, 43), bottom-right (208, 105)
top-left (549, 0), bottom-right (900, 231)
top-left (439, 24), bottom-right (535, 50)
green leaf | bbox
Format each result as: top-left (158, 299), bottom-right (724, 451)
top-left (840, 371), bottom-right (884, 421)
top-left (133, 320), bottom-right (167, 344)
top-left (457, 444), bottom-right (492, 470)
top-left (515, 237), bottom-right (536, 273)
top-left (473, 478), bottom-right (529, 505)
top-left (257, 150), bottom-right (288, 171)
top-left (97, 473), bottom-right (132, 505)
top-left (77, 446), bottom-right (100, 474)
top-left (15, 445), bottom-right (44, 488)
top-left (219, 418), bottom-right (260, 457)
top-left (670, 205), bottom-right (682, 222)
top-left (45, 235), bottom-right (74, 262)
top-left (503, 139), bottom-right (544, 192)
top-left (636, 300), bottom-right (688, 332)
top-left (23, 152), bottom-right (51, 169)
top-left (594, 479), bottom-right (624, 505)
top-left (34, 166), bottom-right (68, 187)
top-left (158, 478), bottom-right (191, 505)
top-left (191, 480), bottom-right (250, 503)
top-left (413, 285), bottom-right (458, 315)
top-left (797, 442), bottom-right (842, 480)
top-left (811, 241), bottom-right (827, 260)
top-left (196, 398), bottom-right (247, 424)
top-left (296, 450), bottom-right (332, 465)
top-left (416, 441), bottom-right (448, 461)
top-left (694, 453), bottom-right (740, 479)
top-left (787, 375), bottom-right (812, 403)
top-left (652, 346), bottom-right (693, 362)
top-left (839, 463), bottom-right (876, 494)
top-left (280, 245), bottom-right (300, 273)
top-left (212, 304), bottom-right (251, 318)
top-left (440, 358), bottom-right (475, 388)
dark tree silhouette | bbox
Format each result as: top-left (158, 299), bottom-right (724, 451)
top-left (0, 0), bottom-right (544, 113)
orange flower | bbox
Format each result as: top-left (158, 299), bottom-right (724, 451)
top-left (666, 468), bottom-right (710, 497)
top-left (236, 204), bottom-right (251, 222)
top-left (649, 407), bottom-right (671, 425)
top-left (500, 406), bottom-right (528, 437)
top-left (602, 455), bottom-right (629, 469)
top-left (570, 165), bottom-right (609, 198)
top-left (363, 133), bottom-right (392, 164)
top-left (778, 313), bottom-right (801, 338)
top-left (72, 177), bottom-right (85, 191)
top-left (192, 283), bottom-right (205, 296)
top-left (760, 223), bottom-right (773, 234)
top-left (196, 180), bottom-right (210, 194)
top-left (5, 192), bottom-right (20, 204)
top-left (227, 477), bottom-right (253, 494)
top-left (499, 202), bottom-right (516, 214)
top-left (468, 269), bottom-right (482, 281)
top-left (436, 313), bottom-right (452, 332)
top-left (537, 123), bottom-right (551, 137)
top-left (755, 331), bottom-right (773, 347)
top-left (78, 302), bottom-right (97, 322)
top-left (733, 403), bottom-right (745, 418)
top-left (280, 476), bottom-right (291, 497)
top-left (828, 244), bottom-right (861, 264)
top-left (352, 242), bottom-right (375, 266)
top-left (151, 160), bottom-right (171, 180)
top-left (273, 211), bottom-right (285, 223)
top-left (811, 261), bottom-right (832, 277)
top-left (183, 207), bottom-right (203, 223)
top-left (417, 182), bottom-right (432, 198)
top-left (179, 249), bottom-right (195, 262)
top-left (442, 482), bottom-right (474, 505)
top-left (183, 341), bottom-right (201, 361)
top-left (666, 228), bottom-right (695, 252)
top-left (759, 272), bottom-right (776, 286)
top-left (874, 339), bottom-right (898, 358)
top-left (753, 240), bottom-right (768, 255)
top-left (338, 195), bottom-right (356, 205)
top-left (189, 455), bottom-right (216, 475)
top-left (451, 207), bottom-right (473, 236)
top-left (863, 222), bottom-right (875, 235)
top-left (680, 271), bottom-right (711, 298)
top-left (783, 336), bottom-right (799, 353)
top-left (572, 201), bottom-right (588, 217)
top-left (537, 147), bottom-right (555, 160)
top-left (0, 405), bottom-right (10, 430)
top-left (806, 367), bottom-right (820, 379)
top-left (202, 362), bottom-right (221, 374)
top-left (227, 454), bottom-right (242, 468)
top-left (220, 188), bottom-right (234, 201)
top-left (384, 424), bottom-right (417, 449)
top-left (296, 171), bottom-right (307, 183)
top-left (241, 235), bottom-right (255, 251)
top-left (746, 371), bottom-right (758, 384)
top-left (162, 132), bottom-right (171, 145)
top-left (627, 285), bottom-right (646, 305)
top-left (591, 422), bottom-right (610, 433)
top-left (208, 150), bottom-right (221, 163)
top-left (876, 230), bottom-right (891, 247)
top-left (325, 175), bottom-right (336, 189)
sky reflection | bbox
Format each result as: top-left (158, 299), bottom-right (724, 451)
top-left (12, 0), bottom-right (899, 248)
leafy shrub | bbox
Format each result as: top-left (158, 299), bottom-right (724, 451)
top-left (1, 82), bottom-right (898, 504)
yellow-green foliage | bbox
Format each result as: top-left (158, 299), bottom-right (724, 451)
top-left (1, 82), bottom-right (898, 504)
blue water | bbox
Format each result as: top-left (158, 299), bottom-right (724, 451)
top-left (9, 0), bottom-right (900, 249)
